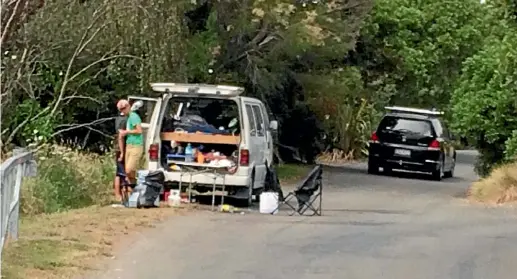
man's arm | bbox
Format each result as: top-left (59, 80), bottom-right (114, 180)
top-left (125, 114), bottom-right (143, 135)
top-left (117, 131), bottom-right (125, 160)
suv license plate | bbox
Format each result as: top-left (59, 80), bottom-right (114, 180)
top-left (395, 149), bottom-right (411, 156)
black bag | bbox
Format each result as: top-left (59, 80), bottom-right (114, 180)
top-left (138, 171), bottom-right (165, 207)
top-left (264, 165), bottom-right (284, 201)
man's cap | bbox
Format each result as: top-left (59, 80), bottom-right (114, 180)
top-left (116, 99), bottom-right (130, 110)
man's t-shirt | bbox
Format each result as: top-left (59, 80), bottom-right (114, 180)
top-left (114, 116), bottom-right (127, 156)
top-left (126, 112), bottom-right (144, 146)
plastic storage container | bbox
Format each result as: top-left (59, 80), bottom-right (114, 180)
top-left (259, 192), bottom-right (279, 214)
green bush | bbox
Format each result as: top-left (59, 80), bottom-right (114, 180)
top-left (451, 30), bottom-right (517, 176)
top-left (21, 145), bottom-right (114, 215)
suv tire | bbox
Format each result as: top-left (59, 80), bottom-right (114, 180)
top-left (367, 160), bottom-right (379, 174)
top-left (432, 162), bottom-right (443, 181)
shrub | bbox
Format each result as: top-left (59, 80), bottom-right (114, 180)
top-left (21, 145), bottom-right (114, 215)
top-left (450, 31), bottom-right (517, 176)
top-left (469, 162), bottom-right (517, 204)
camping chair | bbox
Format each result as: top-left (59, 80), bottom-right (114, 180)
top-left (275, 165), bottom-right (323, 216)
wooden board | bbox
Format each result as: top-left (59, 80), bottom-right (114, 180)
top-left (161, 132), bottom-right (240, 145)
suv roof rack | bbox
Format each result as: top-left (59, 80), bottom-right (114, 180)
top-left (384, 106), bottom-right (444, 116)
top-left (150, 83), bottom-right (244, 96)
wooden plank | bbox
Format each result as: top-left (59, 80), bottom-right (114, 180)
top-left (161, 132), bottom-right (240, 145)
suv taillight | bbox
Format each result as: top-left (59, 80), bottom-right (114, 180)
top-left (428, 139), bottom-right (440, 150)
top-left (149, 143), bottom-right (159, 161)
top-left (370, 132), bottom-right (379, 143)
top-left (239, 149), bottom-right (249, 166)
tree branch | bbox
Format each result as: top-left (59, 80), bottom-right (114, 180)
top-left (1, 0), bottom-right (24, 46)
top-left (49, 6), bottom-right (109, 117)
top-left (52, 117), bottom-right (115, 137)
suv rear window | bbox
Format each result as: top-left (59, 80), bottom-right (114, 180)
top-left (378, 116), bottom-right (434, 137)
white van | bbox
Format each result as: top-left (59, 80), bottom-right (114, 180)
top-left (128, 83), bottom-right (278, 205)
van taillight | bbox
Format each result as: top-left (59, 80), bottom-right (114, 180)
top-left (428, 139), bottom-right (440, 150)
top-left (239, 149), bottom-right (249, 166)
top-left (149, 143), bottom-right (159, 161)
top-left (370, 132), bottom-right (379, 143)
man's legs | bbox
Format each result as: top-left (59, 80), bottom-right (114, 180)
top-left (114, 161), bottom-right (125, 201)
top-left (114, 176), bottom-right (122, 201)
top-left (125, 145), bottom-right (143, 184)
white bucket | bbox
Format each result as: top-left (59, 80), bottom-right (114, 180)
top-left (168, 190), bottom-right (181, 207)
top-left (259, 192), bottom-right (279, 214)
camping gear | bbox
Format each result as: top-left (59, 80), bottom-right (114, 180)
top-left (185, 143), bottom-right (194, 162)
top-left (127, 170), bottom-right (165, 208)
top-left (259, 192), bottom-right (279, 214)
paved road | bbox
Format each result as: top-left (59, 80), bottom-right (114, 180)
top-left (88, 151), bottom-right (517, 279)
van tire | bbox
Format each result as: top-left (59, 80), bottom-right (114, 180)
top-left (246, 171), bottom-right (255, 207)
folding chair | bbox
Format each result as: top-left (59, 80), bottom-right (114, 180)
top-left (275, 165), bottom-right (323, 216)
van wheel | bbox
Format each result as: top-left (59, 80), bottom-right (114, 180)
top-left (246, 172), bottom-right (255, 207)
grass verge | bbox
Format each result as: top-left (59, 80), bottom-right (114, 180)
top-left (468, 162), bottom-right (517, 204)
top-left (21, 144), bottom-right (114, 215)
top-left (1, 205), bottom-right (183, 279)
top-left (276, 163), bottom-right (312, 183)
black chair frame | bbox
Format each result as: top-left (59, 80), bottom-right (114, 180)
top-left (274, 165), bottom-right (323, 216)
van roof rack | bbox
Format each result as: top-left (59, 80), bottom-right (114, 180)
top-left (384, 106), bottom-right (444, 116)
top-left (150, 83), bottom-right (244, 97)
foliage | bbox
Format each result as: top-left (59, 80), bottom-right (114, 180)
top-left (21, 144), bottom-right (113, 215)
top-left (300, 68), bottom-right (377, 158)
top-left (354, 0), bottom-right (491, 108)
top-left (451, 29), bottom-right (517, 176)
top-left (504, 130), bottom-right (517, 162)
top-left (1, 0), bottom-right (516, 175)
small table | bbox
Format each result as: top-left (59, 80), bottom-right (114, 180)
top-left (169, 161), bottom-right (228, 211)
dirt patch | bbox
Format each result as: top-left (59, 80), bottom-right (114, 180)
top-left (468, 162), bottom-right (517, 204)
top-left (1, 204), bottom-right (193, 279)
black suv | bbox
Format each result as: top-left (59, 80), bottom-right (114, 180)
top-left (367, 106), bottom-right (456, 181)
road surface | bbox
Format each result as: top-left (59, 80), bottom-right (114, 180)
top-left (87, 151), bottom-right (517, 279)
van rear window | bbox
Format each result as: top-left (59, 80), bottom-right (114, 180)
top-left (161, 97), bottom-right (240, 135)
top-left (378, 116), bottom-right (433, 137)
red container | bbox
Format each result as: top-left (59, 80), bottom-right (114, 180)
top-left (163, 190), bottom-right (171, 202)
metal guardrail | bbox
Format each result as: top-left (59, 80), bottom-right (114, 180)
top-left (0, 148), bottom-right (37, 277)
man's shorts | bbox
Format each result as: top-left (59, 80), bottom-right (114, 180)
top-left (125, 144), bottom-right (144, 173)
top-left (116, 161), bottom-right (126, 178)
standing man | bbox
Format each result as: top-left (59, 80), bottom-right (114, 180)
top-left (117, 99), bottom-right (144, 184)
top-left (113, 113), bottom-right (128, 202)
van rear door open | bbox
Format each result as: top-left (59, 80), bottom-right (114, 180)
top-left (127, 96), bottom-right (163, 167)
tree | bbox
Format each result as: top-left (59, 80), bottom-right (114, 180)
top-left (352, 0), bottom-right (491, 108)
top-left (451, 30), bottom-right (517, 176)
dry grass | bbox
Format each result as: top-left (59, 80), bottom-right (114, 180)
top-left (1, 205), bottom-right (189, 279)
top-left (468, 162), bottom-right (517, 204)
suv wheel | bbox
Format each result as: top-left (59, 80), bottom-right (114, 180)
top-left (432, 162), bottom-right (443, 181)
top-left (444, 157), bottom-right (455, 178)
top-left (367, 160), bottom-right (379, 174)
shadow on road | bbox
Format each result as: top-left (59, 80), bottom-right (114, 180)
top-left (323, 164), bottom-right (469, 184)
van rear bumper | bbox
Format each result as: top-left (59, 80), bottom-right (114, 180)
top-left (163, 170), bottom-right (249, 187)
